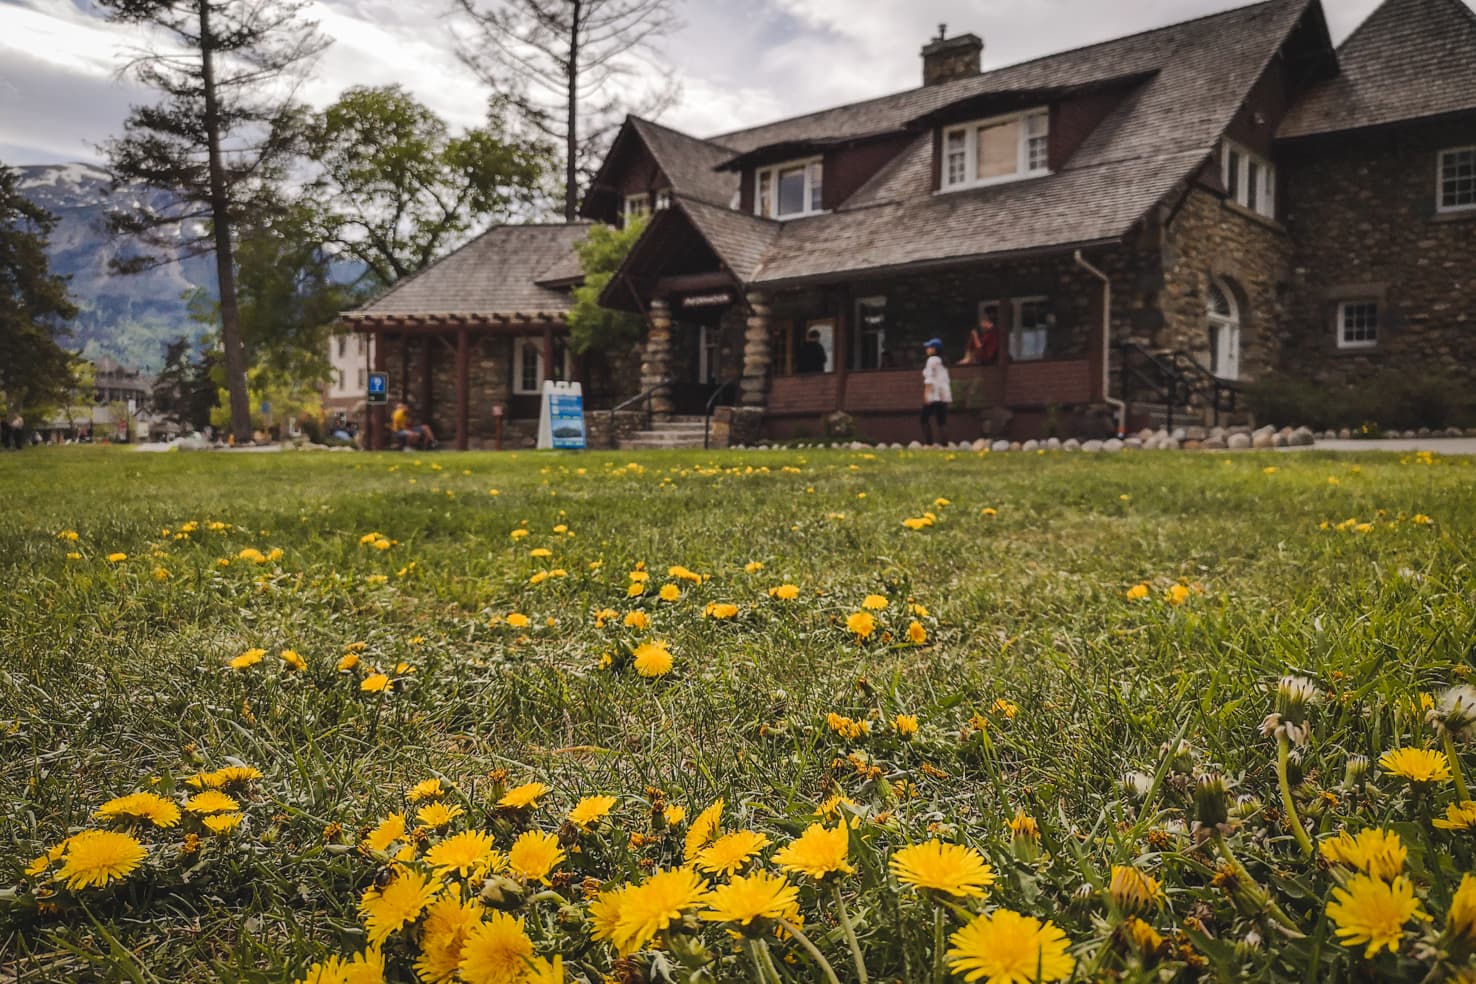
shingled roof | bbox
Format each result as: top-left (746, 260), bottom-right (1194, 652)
top-left (346, 224), bottom-right (589, 321)
top-left (696, 0), bottom-right (1319, 285)
top-left (1278, 0), bottom-right (1476, 139)
top-left (629, 118), bottom-right (739, 208)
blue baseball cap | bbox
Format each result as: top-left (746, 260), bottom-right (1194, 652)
top-left (925, 338), bottom-right (943, 349)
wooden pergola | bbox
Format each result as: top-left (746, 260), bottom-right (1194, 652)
top-left (342, 310), bottom-right (568, 451)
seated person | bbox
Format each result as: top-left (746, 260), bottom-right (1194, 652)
top-left (391, 402), bottom-right (436, 449)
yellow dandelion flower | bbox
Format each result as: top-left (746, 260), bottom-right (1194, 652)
top-left (626, 581), bottom-right (646, 597)
top-left (628, 570), bottom-right (649, 583)
top-left (360, 867), bottom-right (440, 945)
top-left (1109, 864), bottom-right (1164, 912)
top-left (203, 813), bottom-right (243, 835)
top-left (1126, 583), bottom-right (1150, 601)
top-left (894, 713), bottom-right (919, 737)
top-left (509, 528), bottom-right (529, 540)
top-left (605, 867), bottom-right (710, 956)
top-left (107, 552), bottom-right (127, 563)
top-left (94, 791), bottom-right (181, 829)
top-left (846, 611), bottom-right (876, 640)
top-left (362, 813), bottom-right (406, 853)
top-left (695, 830), bottom-right (769, 876)
top-left (416, 801), bottom-right (463, 827)
top-left (1166, 584), bottom-right (1190, 606)
top-left (906, 621), bottom-right (927, 645)
top-left (744, 561), bottom-right (764, 574)
top-left (57, 529), bottom-right (80, 541)
top-left (529, 548), bottom-right (553, 558)
top-left (361, 673), bottom-right (390, 693)
top-left (508, 830), bottom-right (565, 883)
top-left (1326, 873), bottom-right (1427, 958)
top-left (658, 584), bottom-right (681, 602)
top-left (1433, 800), bottom-right (1476, 831)
top-left (1008, 809), bottom-right (1040, 843)
top-left (568, 794), bottom-right (618, 829)
top-left (1447, 873), bottom-right (1476, 945)
top-left (769, 584), bottom-right (800, 600)
top-left (229, 648), bottom-right (266, 669)
top-left (861, 593), bottom-right (888, 611)
top-left (947, 908), bottom-right (1075, 984)
top-left (55, 830), bottom-right (147, 890)
top-left (992, 698), bottom-right (1019, 719)
top-left (633, 641), bottom-right (674, 678)
top-left (1124, 916), bottom-right (1164, 955)
top-left (186, 790), bottom-right (240, 815)
top-left (415, 895), bottom-right (483, 984)
top-left (589, 882), bottom-right (634, 951)
top-left (684, 799), bottom-right (724, 862)
top-left (525, 954), bottom-right (564, 984)
top-left (664, 804), bottom-right (687, 826)
top-left (186, 765), bottom-right (261, 789)
top-left (408, 778), bottom-right (445, 802)
top-left (424, 830), bottom-right (498, 878)
top-left (506, 613), bottom-right (531, 628)
top-left (623, 610), bottom-right (650, 630)
top-left (280, 649), bottom-right (306, 671)
top-left (498, 781), bottom-right (551, 810)
top-left (773, 822), bottom-right (853, 881)
top-left (703, 602), bottom-right (739, 620)
top-left (890, 841), bottom-right (995, 898)
top-left (24, 841), bottom-right (67, 878)
top-left (1319, 829), bottom-right (1407, 880)
top-left (701, 871), bottom-right (798, 930)
top-left (1380, 747), bottom-right (1451, 784)
top-left (981, 507), bottom-right (997, 518)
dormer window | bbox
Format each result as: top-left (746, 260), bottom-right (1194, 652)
top-left (1222, 141), bottom-right (1275, 219)
top-left (940, 109), bottom-right (1050, 192)
top-left (755, 158), bottom-right (823, 219)
top-left (624, 193), bottom-right (651, 221)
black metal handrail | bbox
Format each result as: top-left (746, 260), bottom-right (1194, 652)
top-left (1116, 341), bottom-right (1242, 429)
top-left (702, 379), bottom-right (739, 450)
top-left (607, 377), bottom-right (671, 447)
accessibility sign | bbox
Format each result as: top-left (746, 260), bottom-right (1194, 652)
top-left (367, 372), bottom-right (388, 405)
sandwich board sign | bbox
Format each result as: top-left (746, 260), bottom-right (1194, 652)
top-left (537, 380), bottom-right (586, 450)
top-left (367, 372), bottom-right (388, 405)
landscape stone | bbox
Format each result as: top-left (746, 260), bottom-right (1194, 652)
top-left (1103, 438), bottom-right (1124, 453)
top-left (1021, 439), bottom-right (1040, 452)
top-left (1124, 438), bottom-right (1144, 450)
top-left (1045, 437), bottom-right (1062, 450)
top-left (991, 440), bottom-right (1011, 452)
top-left (1203, 436), bottom-right (1228, 449)
top-left (1063, 438), bottom-right (1081, 451)
top-left (1229, 433), bottom-right (1252, 449)
top-left (1082, 439), bottom-right (1104, 452)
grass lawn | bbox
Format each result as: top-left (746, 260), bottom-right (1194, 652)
top-left (1, 445), bottom-right (1474, 984)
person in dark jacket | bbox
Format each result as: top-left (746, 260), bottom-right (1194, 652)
top-left (796, 329), bottom-right (828, 374)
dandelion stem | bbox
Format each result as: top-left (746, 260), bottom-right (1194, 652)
top-left (1213, 834), bottom-right (1304, 937)
top-left (1276, 735), bottom-right (1313, 857)
top-left (776, 920), bottom-right (841, 984)
top-left (830, 883), bottom-right (869, 984)
top-left (932, 905), bottom-right (946, 984)
top-left (745, 938), bottom-right (776, 984)
top-left (755, 938), bottom-right (786, 984)
top-left (1444, 732), bottom-right (1469, 803)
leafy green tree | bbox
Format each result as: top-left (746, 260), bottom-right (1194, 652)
top-left (152, 338), bottom-right (219, 432)
top-left (566, 218), bottom-right (645, 354)
top-left (305, 85), bottom-right (551, 286)
top-left (0, 162), bottom-right (79, 419)
top-left (100, 0), bottom-right (328, 444)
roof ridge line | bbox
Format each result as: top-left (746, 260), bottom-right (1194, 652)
top-left (709, 0), bottom-right (1286, 145)
top-left (631, 115), bottom-right (739, 152)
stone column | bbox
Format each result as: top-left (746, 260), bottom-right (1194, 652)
top-left (740, 290), bottom-right (772, 408)
top-left (641, 297), bottom-right (674, 417)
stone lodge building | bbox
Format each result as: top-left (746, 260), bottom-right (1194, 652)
top-left (344, 0), bottom-right (1476, 448)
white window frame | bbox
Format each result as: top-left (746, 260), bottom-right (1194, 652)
top-left (1222, 140), bottom-right (1276, 219)
top-left (753, 157), bottom-right (824, 220)
top-left (1009, 295), bottom-right (1050, 362)
top-left (1437, 146), bottom-right (1476, 213)
top-left (939, 108), bottom-right (1051, 193)
top-left (512, 337), bottom-right (573, 395)
top-left (852, 295), bottom-right (887, 370)
top-left (654, 188), bottom-right (672, 210)
top-left (623, 193), bottom-right (650, 221)
top-left (1336, 300), bottom-right (1379, 350)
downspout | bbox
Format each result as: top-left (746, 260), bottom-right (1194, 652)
top-left (1074, 249), bottom-right (1126, 438)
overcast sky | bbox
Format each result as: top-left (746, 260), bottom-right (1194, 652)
top-left (1, 0), bottom-right (1389, 167)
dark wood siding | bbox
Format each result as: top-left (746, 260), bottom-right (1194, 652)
top-left (822, 134), bottom-right (915, 209)
top-left (1049, 86), bottom-right (1137, 172)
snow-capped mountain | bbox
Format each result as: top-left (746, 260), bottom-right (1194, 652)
top-left (17, 162), bottom-right (218, 370)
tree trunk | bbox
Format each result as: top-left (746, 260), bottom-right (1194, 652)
top-left (199, 0), bottom-right (252, 444)
top-left (563, 0), bottom-right (581, 221)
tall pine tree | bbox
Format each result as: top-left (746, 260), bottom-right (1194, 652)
top-left (0, 162), bottom-right (78, 419)
top-left (101, 0), bottom-right (327, 443)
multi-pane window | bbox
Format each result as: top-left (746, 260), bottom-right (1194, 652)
top-left (1010, 296), bottom-right (1050, 361)
top-left (940, 109), bottom-right (1050, 191)
top-left (513, 338), bottom-right (572, 394)
top-left (754, 158), bottom-right (823, 219)
top-left (1439, 147), bottom-right (1476, 212)
top-left (654, 188), bottom-right (672, 210)
top-left (623, 193), bottom-right (650, 222)
top-left (1337, 300), bottom-right (1379, 349)
top-left (1222, 140), bottom-right (1276, 219)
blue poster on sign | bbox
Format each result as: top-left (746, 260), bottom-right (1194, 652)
top-left (549, 392), bottom-right (586, 449)
top-left (367, 372), bottom-right (388, 405)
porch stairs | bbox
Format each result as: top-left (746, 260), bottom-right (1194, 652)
top-left (616, 415), bottom-right (711, 451)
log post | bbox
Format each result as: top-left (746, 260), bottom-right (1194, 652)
top-left (642, 297), bottom-right (674, 417)
top-left (740, 290), bottom-right (772, 408)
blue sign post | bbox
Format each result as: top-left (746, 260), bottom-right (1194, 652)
top-left (537, 381), bottom-right (586, 450)
top-left (367, 372), bottom-right (388, 405)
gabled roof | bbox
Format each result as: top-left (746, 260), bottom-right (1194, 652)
top-left (346, 224), bottom-right (588, 320)
top-left (1278, 0), bottom-right (1476, 138)
top-left (628, 118), bottom-right (739, 207)
top-left (677, 197), bottom-right (780, 281)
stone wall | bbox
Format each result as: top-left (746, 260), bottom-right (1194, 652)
top-left (1279, 117), bottom-right (1476, 390)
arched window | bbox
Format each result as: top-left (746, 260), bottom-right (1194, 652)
top-left (1206, 279), bottom-right (1241, 380)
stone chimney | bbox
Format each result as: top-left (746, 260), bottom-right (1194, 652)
top-left (921, 24), bottom-right (983, 86)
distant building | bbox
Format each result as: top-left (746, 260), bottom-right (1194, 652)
top-left (38, 356), bottom-right (174, 442)
top-left (323, 332), bottom-right (375, 429)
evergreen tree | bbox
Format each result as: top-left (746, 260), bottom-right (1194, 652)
top-left (0, 162), bottom-right (79, 420)
top-left (100, 0), bottom-right (328, 444)
top-left (152, 338), bottom-right (219, 432)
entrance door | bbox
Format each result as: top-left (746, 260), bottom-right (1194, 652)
top-left (1207, 280), bottom-right (1240, 380)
